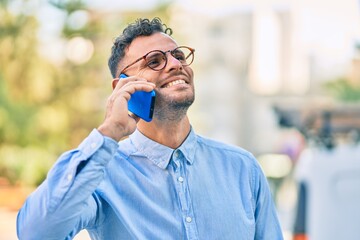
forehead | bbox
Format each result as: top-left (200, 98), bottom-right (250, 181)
top-left (126, 32), bottom-right (178, 59)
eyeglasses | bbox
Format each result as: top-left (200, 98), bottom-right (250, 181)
top-left (120, 46), bottom-right (195, 75)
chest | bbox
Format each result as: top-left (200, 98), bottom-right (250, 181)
top-left (95, 154), bottom-right (256, 239)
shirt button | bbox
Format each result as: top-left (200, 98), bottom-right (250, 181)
top-left (178, 176), bottom-right (184, 183)
top-left (185, 217), bottom-right (192, 223)
top-left (174, 150), bottom-right (179, 158)
top-left (66, 174), bottom-right (73, 181)
top-left (90, 142), bottom-right (97, 149)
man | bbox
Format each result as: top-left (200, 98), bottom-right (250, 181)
top-left (17, 17), bottom-right (283, 239)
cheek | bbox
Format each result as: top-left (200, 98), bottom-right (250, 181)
top-left (184, 66), bottom-right (194, 74)
top-left (137, 70), bottom-right (159, 84)
top-left (185, 67), bottom-right (194, 80)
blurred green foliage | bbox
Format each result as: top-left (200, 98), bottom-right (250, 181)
top-left (324, 78), bottom-right (360, 102)
top-left (0, 0), bottom-right (170, 186)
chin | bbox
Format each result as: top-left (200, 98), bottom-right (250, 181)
top-left (154, 95), bottom-right (195, 121)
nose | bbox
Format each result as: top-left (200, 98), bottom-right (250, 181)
top-left (165, 52), bottom-right (183, 71)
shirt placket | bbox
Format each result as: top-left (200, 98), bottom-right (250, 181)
top-left (171, 149), bottom-right (199, 240)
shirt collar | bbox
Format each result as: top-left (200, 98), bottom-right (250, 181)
top-left (129, 127), bottom-right (197, 169)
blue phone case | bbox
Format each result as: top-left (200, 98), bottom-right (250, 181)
top-left (120, 74), bottom-right (156, 122)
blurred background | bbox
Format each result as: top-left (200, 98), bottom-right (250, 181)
top-left (1, 0), bottom-right (360, 239)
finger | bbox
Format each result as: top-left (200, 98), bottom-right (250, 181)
top-left (106, 81), bottom-right (155, 112)
top-left (113, 78), bottom-right (155, 96)
top-left (128, 111), bottom-right (140, 123)
top-left (122, 81), bottom-right (155, 93)
top-left (112, 76), bottom-right (148, 90)
top-left (111, 82), bottom-right (154, 103)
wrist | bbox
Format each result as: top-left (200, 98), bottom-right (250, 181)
top-left (97, 123), bottom-right (125, 142)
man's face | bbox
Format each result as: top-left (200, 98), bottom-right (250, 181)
top-left (119, 32), bottom-right (195, 120)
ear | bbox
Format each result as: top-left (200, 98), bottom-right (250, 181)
top-left (112, 79), bottom-right (119, 89)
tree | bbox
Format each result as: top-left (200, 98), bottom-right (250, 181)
top-left (0, 0), bottom-right (172, 187)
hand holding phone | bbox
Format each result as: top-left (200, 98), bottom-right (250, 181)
top-left (120, 74), bottom-right (156, 122)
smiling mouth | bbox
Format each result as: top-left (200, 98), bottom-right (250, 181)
top-left (162, 79), bottom-right (186, 88)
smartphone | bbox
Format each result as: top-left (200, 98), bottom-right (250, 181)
top-left (119, 73), bottom-right (156, 122)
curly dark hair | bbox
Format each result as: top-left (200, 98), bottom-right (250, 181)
top-left (108, 17), bottom-right (173, 78)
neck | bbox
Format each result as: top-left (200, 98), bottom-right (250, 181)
top-left (137, 116), bottom-right (191, 149)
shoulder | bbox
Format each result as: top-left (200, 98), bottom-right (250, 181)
top-left (196, 134), bottom-right (253, 157)
top-left (195, 134), bottom-right (259, 166)
top-left (114, 137), bottom-right (137, 160)
top-left (195, 134), bottom-right (266, 195)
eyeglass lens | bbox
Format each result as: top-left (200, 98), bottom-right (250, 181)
top-left (145, 47), bottom-right (194, 70)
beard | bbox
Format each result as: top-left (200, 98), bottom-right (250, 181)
top-left (153, 91), bottom-right (195, 122)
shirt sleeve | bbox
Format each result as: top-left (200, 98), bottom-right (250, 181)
top-left (252, 158), bottom-right (284, 240)
top-left (16, 129), bottom-right (119, 240)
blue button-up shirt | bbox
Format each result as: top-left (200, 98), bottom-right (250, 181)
top-left (17, 128), bottom-right (283, 240)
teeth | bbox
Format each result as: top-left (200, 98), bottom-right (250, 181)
top-left (164, 80), bottom-right (186, 88)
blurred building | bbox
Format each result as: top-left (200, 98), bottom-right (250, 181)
top-left (163, 0), bottom-right (360, 154)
